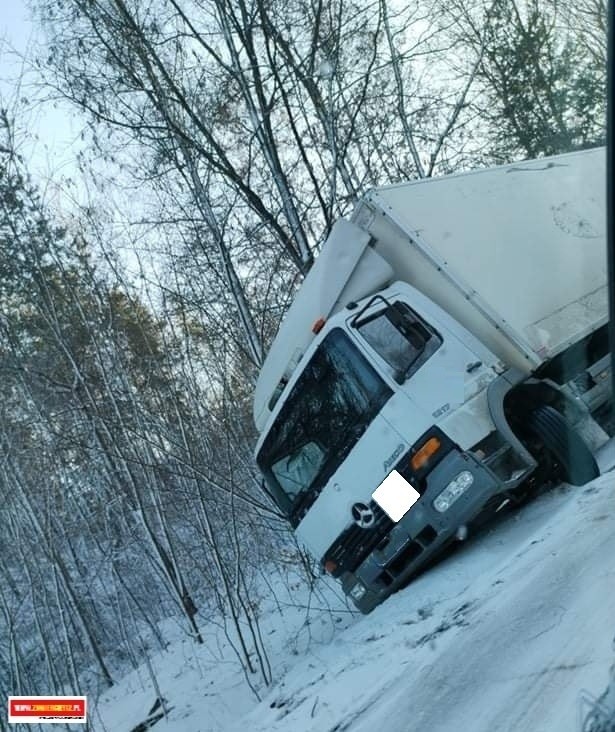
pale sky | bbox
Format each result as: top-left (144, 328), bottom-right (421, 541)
top-left (0, 0), bottom-right (83, 187)
top-left (0, 1), bottom-right (147, 282)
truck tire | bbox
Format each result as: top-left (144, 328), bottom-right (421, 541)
top-left (525, 405), bottom-right (600, 486)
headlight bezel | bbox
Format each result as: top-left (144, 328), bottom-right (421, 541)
top-left (433, 470), bottom-right (474, 513)
top-left (349, 582), bottom-right (367, 601)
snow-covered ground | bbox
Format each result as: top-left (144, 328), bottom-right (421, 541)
top-left (96, 440), bottom-right (615, 732)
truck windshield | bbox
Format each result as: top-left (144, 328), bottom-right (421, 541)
top-left (257, 328), bottom-right (392, 517)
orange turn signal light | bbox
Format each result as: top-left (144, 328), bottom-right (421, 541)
top-left (410, 437), bottom-right (441, 471)
top-left (324, 559), bottom-right (337, 574)
top-left (312, 317), bottom-right (326, 334)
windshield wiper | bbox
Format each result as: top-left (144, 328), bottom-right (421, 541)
top-left (289, 483), bottom-right (321, 523)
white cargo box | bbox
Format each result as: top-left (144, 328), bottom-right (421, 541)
top-left (363, 147), bottom-right (607, 374)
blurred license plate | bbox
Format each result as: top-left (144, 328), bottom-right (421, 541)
top-left (372, 470), bottom-right (420, 522)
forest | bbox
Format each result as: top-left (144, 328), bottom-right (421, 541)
top-left (0, 0), bottom-right (607, 723)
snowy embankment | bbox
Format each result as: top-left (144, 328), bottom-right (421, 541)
top-left (97, 440), bottom-right (615, 732)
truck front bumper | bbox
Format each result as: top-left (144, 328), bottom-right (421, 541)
top-left (343, 449), bottom-right (503, 613)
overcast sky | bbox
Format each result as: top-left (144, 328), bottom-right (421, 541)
top-left (1, 0), bottom-right (83, 187)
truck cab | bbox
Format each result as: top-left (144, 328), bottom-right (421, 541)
top-left (255, 281), bottom-right (528, 612)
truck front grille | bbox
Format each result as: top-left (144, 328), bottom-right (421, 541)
top-left (324, 502), bottom-right (394, 577)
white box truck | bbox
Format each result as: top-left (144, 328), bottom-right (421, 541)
top-left (253, 147), bottom-right (612, 613)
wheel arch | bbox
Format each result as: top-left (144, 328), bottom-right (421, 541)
top-left (486, 368), bottom-right (537, 470)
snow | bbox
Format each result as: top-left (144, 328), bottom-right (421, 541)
top-left (95, 439), bottom-right (615, 732)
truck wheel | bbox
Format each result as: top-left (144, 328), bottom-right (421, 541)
top-left (524, 405), bottom-right (600, 486)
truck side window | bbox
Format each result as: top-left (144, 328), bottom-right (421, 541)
top-left (357, 303), bottom-right (440, 377)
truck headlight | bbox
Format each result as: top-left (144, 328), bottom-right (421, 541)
top-left (349, 583), bottom-right (366, 601)
top-left (433, 470), bottom-right (474, 513)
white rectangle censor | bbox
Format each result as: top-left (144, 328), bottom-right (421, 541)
top-left (372, 469), bottom-right (420, 522)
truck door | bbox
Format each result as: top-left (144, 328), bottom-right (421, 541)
top-left (348, 290), bottom-right (496, 448)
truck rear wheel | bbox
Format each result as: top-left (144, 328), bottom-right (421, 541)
top-left (524, 405), bottom-right (600, 486)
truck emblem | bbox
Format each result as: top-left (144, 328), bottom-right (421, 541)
top-left (432, 403), bottom-right (450, 419)
top-left (383, 444), bottom-right (405, 474)
top-left (351, 502), bottom-right (375, 529)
